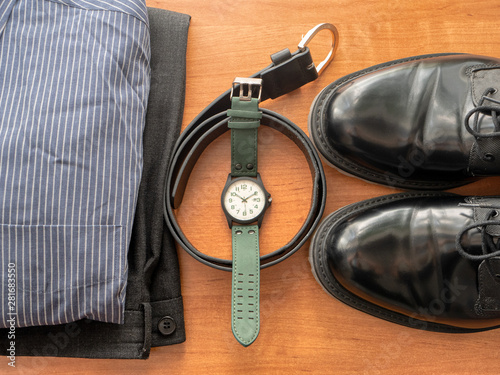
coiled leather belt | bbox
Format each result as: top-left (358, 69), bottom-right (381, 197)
top-left (163, 23), bottom-right (338, 271)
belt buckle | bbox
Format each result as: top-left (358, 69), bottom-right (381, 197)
top-left (231, 77), bottom-right (263, 102)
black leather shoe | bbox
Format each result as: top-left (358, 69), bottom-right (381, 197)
top-left (309, 192), bottom-right (500, 331)
top-left (309, 53), bottom-right (500, 190)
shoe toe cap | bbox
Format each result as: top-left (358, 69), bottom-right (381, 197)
top-left (325, 203), bottom-right (419, 315)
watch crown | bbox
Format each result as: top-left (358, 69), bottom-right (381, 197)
top-left (268, 197), bottom-right (272, 204)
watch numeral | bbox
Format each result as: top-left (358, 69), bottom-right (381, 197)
top-left (231, 205), bottom-right (235, 210)
top-left (253, 198), bottom-right (260, 202)
top-left (241, 184), bottom-right (247, 190)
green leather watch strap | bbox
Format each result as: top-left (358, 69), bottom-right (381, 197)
top-left (231, 225), bottom-right (260, 347)
top-left (228, 79), bottom-right (263, 346)
top-left (228, 96), bottom-right (262, 177)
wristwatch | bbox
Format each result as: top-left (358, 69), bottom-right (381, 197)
top-left (221, 77), bottom-right (271, 346)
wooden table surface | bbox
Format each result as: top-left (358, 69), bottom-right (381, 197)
top-left (16, 0), bottom-right (500, 374)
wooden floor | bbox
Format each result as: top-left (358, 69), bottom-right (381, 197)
top-left (18, 0), bottom-right (500, 374)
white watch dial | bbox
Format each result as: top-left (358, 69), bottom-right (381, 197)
top-left (223, 179), bottom-right (266, 222)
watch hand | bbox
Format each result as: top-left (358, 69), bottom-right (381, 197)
top-left (242, 191), bottom-right (258, 202)
top-left (234, 193), bottom-right (246, 202)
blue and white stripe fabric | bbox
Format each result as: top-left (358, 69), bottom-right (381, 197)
top-left (0, 0), bottom-right (150, 328)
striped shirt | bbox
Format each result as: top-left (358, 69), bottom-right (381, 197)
top-left (0, 0), bottom-right (150, 328)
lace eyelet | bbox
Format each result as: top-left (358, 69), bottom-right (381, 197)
top-left (492, 210), bottom-right (499, 218)
top-left (484, 87), bottom-right (498, 95)
top-left (482, 153), bottom-right (495, 162)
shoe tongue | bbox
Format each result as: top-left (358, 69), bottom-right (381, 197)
top-left (471, 67), bottom-right (500, 107)
top-left (486, 225), bottom-right (500, 237)
top-left (465, 197), bottom-right (500, 236)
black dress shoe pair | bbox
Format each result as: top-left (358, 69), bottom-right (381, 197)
top-left (308, 53), bottom-right (500, 331)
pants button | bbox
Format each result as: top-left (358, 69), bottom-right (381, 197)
top-left (158, 316), bottom-right (176, 336)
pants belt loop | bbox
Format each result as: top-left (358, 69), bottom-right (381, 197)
top-left (141, 302), bottom-right (152, 358)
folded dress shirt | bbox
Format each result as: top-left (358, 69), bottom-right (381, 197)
top-left (0, 1), bottom-right (189, 359)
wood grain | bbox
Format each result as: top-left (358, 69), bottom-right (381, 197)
top-left (16, 0), bottom-right (500, 374)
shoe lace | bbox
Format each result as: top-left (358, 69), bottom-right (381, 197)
top-left (456, 205), bottom-right (500, 261)
top-left (464, 87), bottom-right (500, 139)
